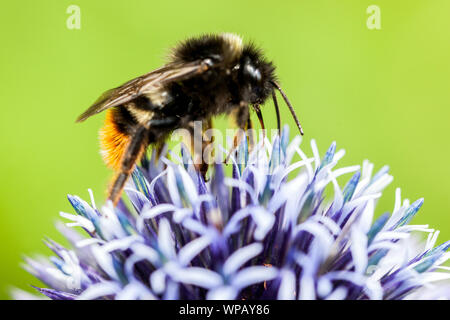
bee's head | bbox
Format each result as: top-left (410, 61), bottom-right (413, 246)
top-left (235, 44), bottom-right (276, 106)
top-left (235, 44), bottom-right (304, 136)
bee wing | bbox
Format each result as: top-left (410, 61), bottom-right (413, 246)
top-left (76, 60), bottom-right (209, 122)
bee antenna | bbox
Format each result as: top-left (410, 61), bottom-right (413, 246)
top-left (270, 81), bottom-right (304, 135)
top-left (271, 90), bottom-right (281, 136)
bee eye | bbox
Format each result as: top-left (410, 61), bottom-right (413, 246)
top-left (244, 63), bottom-right (261, 81)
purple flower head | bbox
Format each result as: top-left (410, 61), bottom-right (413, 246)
top-left (15, 127), bottom-right (450, 300)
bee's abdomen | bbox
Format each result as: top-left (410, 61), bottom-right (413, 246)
top-left (99, 109), bottom-right (132, 171)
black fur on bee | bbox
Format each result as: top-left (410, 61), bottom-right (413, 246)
top-left (76, 33), bottom-right (304, 205)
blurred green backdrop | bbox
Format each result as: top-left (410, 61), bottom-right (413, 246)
top-left (1, 0), bottom-right (449, 299)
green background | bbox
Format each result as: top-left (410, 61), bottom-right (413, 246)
top-left (1, 0), bottom-right (449, 299)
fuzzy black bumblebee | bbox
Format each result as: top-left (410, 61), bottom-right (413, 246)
top-left (76, 33), bottom-right (304, 205)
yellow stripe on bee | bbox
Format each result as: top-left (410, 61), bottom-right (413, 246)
top-left (220, 33), bottom-right (243, 62)
top-left (127, 104), bottom-right (154, 127)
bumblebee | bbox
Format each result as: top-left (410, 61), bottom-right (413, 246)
top-left (76, 33), bottom-right (304, 205)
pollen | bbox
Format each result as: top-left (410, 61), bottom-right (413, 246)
top-left (99, 109), bottom-right (130, 171)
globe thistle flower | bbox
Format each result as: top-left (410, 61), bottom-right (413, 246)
top-left (16, 127), bottom-right (450, 300)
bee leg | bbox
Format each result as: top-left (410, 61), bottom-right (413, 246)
top-left (183, 119), bottom-right (214, 181)
top-left (148, 117), bottom-right (179, 127)
top-left (184, 119), bottom-right (213, 181)
top-left (225, 105), bottom-right (250, 164)
top-left (108, 126), bottom-right (148, 205)
top-left (253, 104), bottom-right (266, 142)
top-left (198, 118), bottom-right (214, 180)
top-left (147, 117), bottom-right (179, 161)
top-left (246, 116), bottom-right (255, 153)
